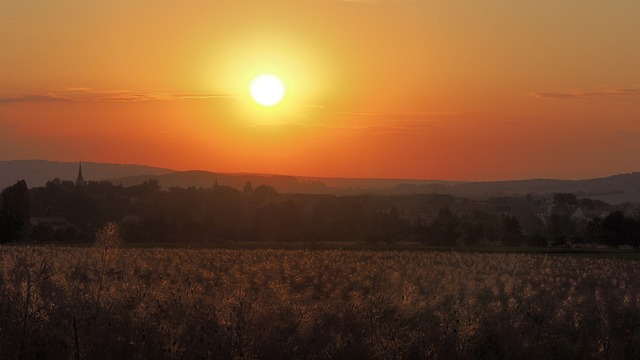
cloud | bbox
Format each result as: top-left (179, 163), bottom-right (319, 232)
top-left (84, 90), bottom-right (231, 102)
top-left (327, 0), bottom-right (377, 2)
top-left (0, 94), bottom-right (70, 103)
top-left (531, 87), bottom-right (640, 103)
top-left (341, 110), bottom-right (491, 117)
top-left (93, 93), bottom-right (165, 102)
top-left (1, 88), bottom-right (230, 104)
top-left (170, 93), bottom-right (232, 100)
top-left (58, 87), bottom-right (230, 102)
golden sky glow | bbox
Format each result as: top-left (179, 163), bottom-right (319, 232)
top-left (1, 0), bottom-right (639, 181)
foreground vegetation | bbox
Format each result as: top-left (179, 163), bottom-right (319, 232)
top-left (2, 178), bottom-right (639, 249)
top-left (1, 241), bottom-right (639, 359)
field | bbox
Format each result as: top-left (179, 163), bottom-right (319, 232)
top-left (1, 244), bottom-right (639, 359)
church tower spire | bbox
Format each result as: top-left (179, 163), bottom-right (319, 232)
top-left (76, 162), bottom-right (86, 187)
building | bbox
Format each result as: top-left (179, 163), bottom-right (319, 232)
top-left (76, 162), bottom-right (86, 187)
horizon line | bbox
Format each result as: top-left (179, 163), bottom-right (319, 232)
top-left (1, 158), bottom-right (638, 184)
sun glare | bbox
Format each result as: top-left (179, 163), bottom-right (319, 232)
top-left (249, 74), bottom-right (285, 106)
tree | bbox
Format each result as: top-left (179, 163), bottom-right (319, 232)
top-left (253, 184), bottom-right (277, 198)
top-left (548, 214), bottom-right (575, 239)
top-left (501, 215), bottom-right (523, 246)
top-left (252, 184), bottom-right (278, 205)
top-left (279, 200), bottom-right (302, 229)
top-left (243, 181), bottom-right (253, 194)
top-left (30, 224), bottom-right (53, 242)
top-left (138, 178), bottom-right (161, 193)
top-left (368, 206), bottom-right (403, 243)
top-left (429, 207), bottom-right (460, 245)
top-left (0, 180), bottom-right (30, 243)
top-left (553, 193), bottom-right (567, 207)
top-left (459, 219), bottom-right (484, 246)
top-left (527, 233), bottom-right (548, 247)
top-left (600, 211), bottom-right (632, 247)
top-left (553, 193), bottom-right (577, 207)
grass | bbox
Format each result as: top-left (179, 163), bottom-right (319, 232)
top-left (1, 243), bottom-right (639, 359)
top-left (117, 241), bottom-right (640, 260)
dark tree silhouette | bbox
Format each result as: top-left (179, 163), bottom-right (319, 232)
top-left (553, 193), bottom-right (567, 206)
top-left (368, 206), bottom-right (404, 243)
top-left (459, 220), bottom-right (484, 246)
top-left (430, 207), bottom-right (460, 245)
top-left (253, 184), bottom-right (277, 198)
top-left (243, 181), bottom-right (253, 194)
top-left (501, 215), bottom-right (523, 246)
top-left (553, 193), bottom-right (578, 207)
top-left (600, 211), bottom-right (637, 247)
top-left (566, 193), bottom-right (578, 206)
top-left (0, 180), bottom-right (30, 243)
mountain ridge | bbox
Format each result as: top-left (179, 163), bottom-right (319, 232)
top-left (1, 160), bottom-right (639, 204)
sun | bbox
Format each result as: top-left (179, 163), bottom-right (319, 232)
top-left (249, 74), bottom-right (285, 106)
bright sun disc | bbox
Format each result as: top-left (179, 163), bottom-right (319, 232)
top-left (249, 74), bottom-right (285, 106)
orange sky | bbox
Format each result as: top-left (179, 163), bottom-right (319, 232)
top-left (1, 0), bottom-right (639, 181)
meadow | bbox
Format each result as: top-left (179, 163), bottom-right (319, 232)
top-left (1, 242), bottom-right (639, 359)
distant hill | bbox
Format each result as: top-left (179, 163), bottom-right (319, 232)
top-left (2, 160), bottom-right (639, 204)
top-left (108, 171), bottom-right (330, 194)
top-left (110, 171), bottom-right (462, 195)
top-left (451, 174), bottom-right (640, 201)
top-left (0, 160), bottom-right (174, 189)
top-left (109, 170), bottom-right (640, 204)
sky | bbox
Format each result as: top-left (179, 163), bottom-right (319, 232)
top-left (1, 0), bottom-right (639, 181)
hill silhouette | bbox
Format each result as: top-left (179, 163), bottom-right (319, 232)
top-left (1, 160), bottom-right (639, 204)
top-left (0, 160), bottom-right (173, 189)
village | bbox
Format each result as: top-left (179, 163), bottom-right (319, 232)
top-left (1, 164), bottom-right (636, 248)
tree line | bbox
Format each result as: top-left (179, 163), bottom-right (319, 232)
top-left (1, 179), bottom-right (639, 247)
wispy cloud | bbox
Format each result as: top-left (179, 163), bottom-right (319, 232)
top-left (1, 88), bottom-right (230, 104)
top-left (93, 93), bottom-right (165, 102)
top-left (327, 0), bottom-right (378, 3)
top-left (340, 110), bottom-right (493, 117)
top-left (531, 87), bottom-right (640, 103)
top-left (86, 91), bottom-right (231, 102)
top-left (0, 94), bottom-right (70, 103)
top-left (171, 93), bottom-right (232, 100)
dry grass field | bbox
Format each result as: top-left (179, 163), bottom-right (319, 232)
top-left (1, 242), bottom-right (639, 359)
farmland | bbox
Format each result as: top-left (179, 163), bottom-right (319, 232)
top-left (1, 245), bottom-right (639, 359)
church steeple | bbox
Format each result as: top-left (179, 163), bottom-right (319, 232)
top-left (76, 162), bottom-right (86, 187)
